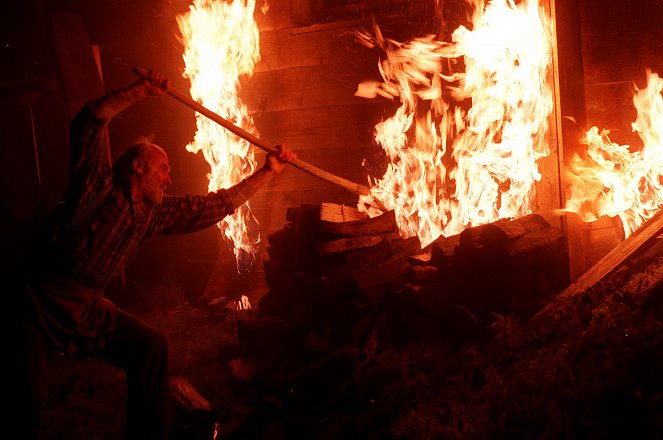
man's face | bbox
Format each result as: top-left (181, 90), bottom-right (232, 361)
top-left (137, 145), bottom-right (172, 205)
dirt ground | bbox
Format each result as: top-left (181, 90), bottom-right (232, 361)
top-left (40, 273), bottom-right (264, 440)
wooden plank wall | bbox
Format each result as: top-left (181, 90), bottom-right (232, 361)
top-left (245, 0), bottom-right (434, 247)
top-left (569, 0), bottom-right (663, 276)
top-left (246, 0), bottom-right (568, 258)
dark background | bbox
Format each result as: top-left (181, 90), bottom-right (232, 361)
top-left (2, 0), bottom-right (236, 300)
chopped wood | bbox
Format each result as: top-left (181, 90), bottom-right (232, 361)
top-left (408, 252), bottom-right (432, 266)
top-left (390, 235), bottom-right (423, 256)
top-left (403, 265), bottom-right (439, 285)
top-left (321, 210), bottom-right (398, 237)
top-left (321, 239), bottom-right (394, 286)
top-left (427, 233), bottom-right (460, 268)
top-left (459, 214), bottom-right (551, 250)
top-left (352, 253), bottom-right (411, 301)
top-left (506, 227), bottom-right (565, 259)
top-left (318, 232), bottom-right (400, 255)
top-left (319, 202), bottom-right (369, 223)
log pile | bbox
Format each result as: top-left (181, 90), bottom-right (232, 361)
top-left (217, 203), bottom-right (571, 438)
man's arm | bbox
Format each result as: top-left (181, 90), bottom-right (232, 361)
top-left (89, 70), bottom-right (169, 122)
top-left (152, 145), bottom-right (296, 236)
top-left (227, 145), bottom-right (296, 210)
top-left (69, 71), bottom-right (170, 178)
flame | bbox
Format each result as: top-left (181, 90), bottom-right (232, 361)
top-left (561, 70), bottom-right (663, 238)
top-left (356, 0), bottom-right (554, 247)
top-left (177, 0), bottom-right (261, 270)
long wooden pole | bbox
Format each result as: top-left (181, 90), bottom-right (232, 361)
top-left (133, 68), bottom-right (370, 197)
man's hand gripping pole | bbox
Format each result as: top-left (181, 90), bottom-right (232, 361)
top-left (133, 67), bottom-right (371, 197)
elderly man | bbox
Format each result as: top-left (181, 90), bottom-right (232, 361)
top-left (9, 70), bottom-right (294, 439)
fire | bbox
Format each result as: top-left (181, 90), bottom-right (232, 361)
top-left (177, 0), bottom-right (261, 270)
top-left (561, 70), bottom-right (663, 238)
top-left (356, 0), bottom-right (554, 247)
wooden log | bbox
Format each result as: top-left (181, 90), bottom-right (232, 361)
top-left (481, 214), bottom-right (551, 248)
top-left (408, 252), bottom-right (432, 266)
top-left (427, 233), bottom-right (460, 269)
top-left (458, 214), bottom-right (551, 251)
top-left (403, 265), bottom-right (439, 285)
top-left (319, 202), bottom-right (369, 223)
top-left (318, 232), bottom-right (400, 256)
top-left (352, 253), bottom-right (411, 301)
top-left (321, 238), bottom-right (394, 286)
top-left (506, 227), bottom-right (565, 259)
top-left (321, 210), bottom-right (398, 237)
top-left (390, 235), bottom-right (423, 256)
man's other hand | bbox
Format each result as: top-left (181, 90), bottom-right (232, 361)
top-left (265, 145), bottom-right (296, 175)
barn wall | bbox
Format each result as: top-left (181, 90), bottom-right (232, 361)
top-left (245, 0), bottom-right (440, 245)
top-left (567, 0), bottom-right (663, 277)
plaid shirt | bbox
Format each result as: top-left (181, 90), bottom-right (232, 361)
top-left (25, 87), bottom-right (253, 354)
top-left (33, 89), bottom-right (248, 288)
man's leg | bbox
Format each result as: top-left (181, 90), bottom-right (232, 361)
top-left (99, 309), bottom-right (172, 439)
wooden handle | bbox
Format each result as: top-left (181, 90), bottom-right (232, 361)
top-left (133, 67), bottom-right (370, 196)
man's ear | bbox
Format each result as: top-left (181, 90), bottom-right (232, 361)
top-left (133, 157), bottom-right (146, 174)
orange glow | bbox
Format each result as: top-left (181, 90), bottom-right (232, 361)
top-left (177, 0), bottom-right (261, 270)
top-left (356, 0), bottom-right (554, 247)
top-left (561, 70), bottom-right (663, 238)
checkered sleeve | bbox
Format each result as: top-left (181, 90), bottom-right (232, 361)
top-left (151, 178), bottom-right (257, 236)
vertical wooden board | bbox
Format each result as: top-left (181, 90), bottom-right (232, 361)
top-left (551, 0), bottom-right (586, 279)
top-left (535, 140), bottom-right (563, 230)
top-left (581, 32), bottom-right (663, 85)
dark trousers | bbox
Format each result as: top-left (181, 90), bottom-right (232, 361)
top-left (10, 301), bottom-right (172, 439)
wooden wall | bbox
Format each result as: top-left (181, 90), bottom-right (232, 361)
top-left (567, 0), bottom-right (663, 277)
top-left (245, 0), bottom-right (440, 251)
top-left (10, 0), bottom-right (659, 292)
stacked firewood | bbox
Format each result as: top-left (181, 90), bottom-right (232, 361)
top-left (217, 203), bottom-right (570, 438)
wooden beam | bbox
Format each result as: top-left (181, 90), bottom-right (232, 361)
top-left (530, 209), bottom-right (663, 324)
